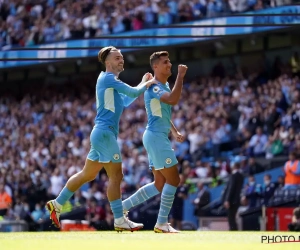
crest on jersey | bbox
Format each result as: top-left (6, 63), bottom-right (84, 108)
top-left (113, 154), bottom-right (120, 160)
top-left (165, 158), bottom-right (172, 164)
top-left (153, 86), bottom-right (159, 93)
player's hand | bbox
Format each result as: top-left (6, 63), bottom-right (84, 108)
top-left (178, 64), bottom-right (188, 78)
top-left (141, 72), bottom-right (153, 83)
top-left (172, 131), bottom-right (185, 142)
top-left (145, 78), bottom-right (157, 89)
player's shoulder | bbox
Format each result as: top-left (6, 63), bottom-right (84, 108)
top-left (149, 84), bottom-right (161, 92)
top-left (98, 72), bottom-right (120, 85)
top-left (98, 72), bottom-right (115, 80)
top-left (147, 83), bottom-right (164, 94)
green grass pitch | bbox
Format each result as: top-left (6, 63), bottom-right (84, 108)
top-left (1, 231), bottom-right (299, 250)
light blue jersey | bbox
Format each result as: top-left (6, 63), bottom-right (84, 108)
top-left (87, 71), bottom-right (146, 164)
top-left (143, 82), bottom-right (178, 169)
top-left (94, 72), bottom-right (146, 136)
top-left (144, 83), bottom-right (172, 134)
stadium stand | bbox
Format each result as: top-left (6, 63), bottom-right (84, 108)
top-left (0, 0), bottom-right (298, 48)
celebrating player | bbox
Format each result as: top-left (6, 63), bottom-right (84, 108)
top-left (122, 51), bottom-right (188, 233)
top-left (46, 46), bottom-right (156, 232)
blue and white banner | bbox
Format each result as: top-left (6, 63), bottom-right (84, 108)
top-left (0, 5), bottom-right (299, 68)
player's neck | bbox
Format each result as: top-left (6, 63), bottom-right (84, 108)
top-left (105, 69), bottom-right (120, 77)
top-left (154, 75), bottom-right (168, 84)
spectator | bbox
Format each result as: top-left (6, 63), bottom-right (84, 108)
top-left (207, 0), bottom-right (223, 18)
top-left (103, 202), bottom-right (114, 230)
top-left (82, 182), bottom-right (104, 202)
top-left (265, 104), bottom-right (281, 135)
top-left (85, 198), bottom-right (106, 230)
top-left (31, 203), bottom-right (45, 224)
top-left (236, 196), bottom-right (249, 230)
top-left (193, 182), bottom-right (210, 228)
top-left (248, 127), bottom-right (268, 157)
top-left (13, 198), bottom-right (27, 220)
top-left (194, 161), bottom-right (208, 178)
top-left (19, 202), bottom-right (38, 231)
top-left (242, 176), bottom-right (261, 208)
top-left (284, 151), bottom-right (300, 189)
top-left (50, 168), bottom-right (64, 196)
top-left (170, 174), bottom-right (189, 230)
top-left (243, 157), bottom-right (264, 176)
top-left (173, 137), bottom-right (190, 163)
top-left (228, 0), bottom-right (249, 12)
top-left (73, 190), bottom-right (87, 207)
top-left (260, 174), bottom-right (276, 206)
top-left (191, 0), bottom-right (207, 19)
top-left (0, 183), bottom-right (12, 216)
top-left (34, 178), bottom-right (48, 204)
top-left (288, 207), bottom-right (300, 232)
top-left (291, 52), bottom-right (300, 78)
top-left (275, 175), bottom-right (285, 190)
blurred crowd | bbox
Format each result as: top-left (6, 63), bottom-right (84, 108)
top-left (0, 0), bottom-right (297, 48)
top-left (240, 174), bottom-right (282, 209)
top-left (0, 52), bottom-right (300, 229)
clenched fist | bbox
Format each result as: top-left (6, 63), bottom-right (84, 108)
top-left (178, 64), bottom-right (188, 78)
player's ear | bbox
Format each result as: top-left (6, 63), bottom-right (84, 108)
top-left (105, 58), bottom-right (110, 66)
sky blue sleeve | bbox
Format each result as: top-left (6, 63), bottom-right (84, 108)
top-left (105, 74), bottom-right (146, 98)
top-left (120, 93), bottom-right (137, 107)
top-left (148, 85), bottom-right (167, 100)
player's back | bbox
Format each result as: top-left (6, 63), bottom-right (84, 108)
top-left (94, 72), bottom-right (124, 135)
top-left (144, 83), bottom-right (172, 134)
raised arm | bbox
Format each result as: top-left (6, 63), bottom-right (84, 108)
top-left (105, 73), bottom-right (156, 98)
top-left (160, 65), bottom-right (188, 105)
top-left (121, 73), bottom-right (153, 107)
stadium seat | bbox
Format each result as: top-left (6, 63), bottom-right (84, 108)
top-left (284, 189), bottom-right (296, 201)
top-left (272, 189), bottom-right (285, 204)
top-left (274, 189), bottom-right (284, 197)
top-left (296, 189), bottom-right (300, 201)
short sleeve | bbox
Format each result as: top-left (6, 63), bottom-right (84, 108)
top-left (148, 84), bottom-right (168, 100)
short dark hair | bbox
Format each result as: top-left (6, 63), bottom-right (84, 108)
top-left (233, 162), bottom-right (240, 169)
top-left (149, 51), bottom-right (169, 68)
top-left (289, 151), bottom-right (298, 159)
top-left (98, 46), bottom-right (118, 65)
